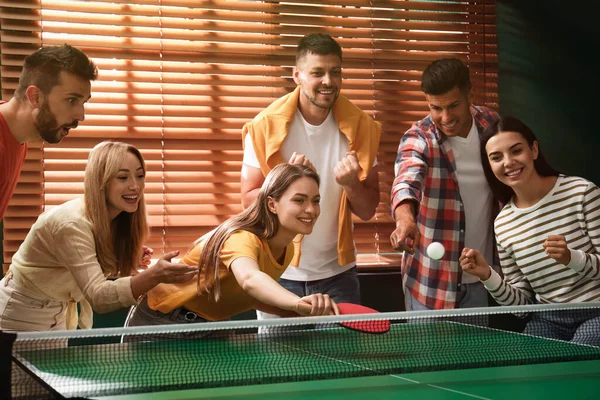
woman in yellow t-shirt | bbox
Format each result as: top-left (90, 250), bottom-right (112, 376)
top-left (125, 163), bottom-right (338, 328)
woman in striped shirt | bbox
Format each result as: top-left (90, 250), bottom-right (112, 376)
top-left (459, 116), bottom-right (600, 346)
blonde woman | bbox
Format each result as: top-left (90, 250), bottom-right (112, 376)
top-left (0, 141), bottom-right (197, 332)
top-left (125, 163), bottom-right (338, 329)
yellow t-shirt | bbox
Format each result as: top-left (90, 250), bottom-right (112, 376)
top-left (147, 230), bottom-right (298, 320)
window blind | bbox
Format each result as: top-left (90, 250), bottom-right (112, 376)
top-left (1, 0), bottom-right (498, 272)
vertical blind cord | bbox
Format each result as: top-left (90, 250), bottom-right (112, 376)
top-left (40, 0), bottom-right (46, 214)
top-left (369, 1), bottom-right (381, 265)
top-left (159, 0), bottom-right (166, 256)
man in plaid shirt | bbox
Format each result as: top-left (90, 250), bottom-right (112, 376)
top-left (390, 58), bottom-right (501, 311)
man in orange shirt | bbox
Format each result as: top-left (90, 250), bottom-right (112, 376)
top-left (0, 44), bottom-right (97, 220)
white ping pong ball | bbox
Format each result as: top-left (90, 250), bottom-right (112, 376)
top-left (427, 242), bottom-right (445, 260)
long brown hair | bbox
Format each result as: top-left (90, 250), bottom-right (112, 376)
top-left (198, 163), bottom-right (320, 301)
top-left (84, 141), bottom-right (149, 277)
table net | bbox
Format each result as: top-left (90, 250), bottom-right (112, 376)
top-left (4, 303), bottom-right (600, 399)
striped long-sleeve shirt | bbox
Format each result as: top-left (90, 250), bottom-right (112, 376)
top-left (483, 175), bottom-right (600, 305)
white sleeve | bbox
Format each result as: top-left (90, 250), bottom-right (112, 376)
top-left (54, 221), bottom-right (137, 313)
top-left (243, 134), bottom-right (261, 168)
top-left (566, 182), bottom-right (600, 280)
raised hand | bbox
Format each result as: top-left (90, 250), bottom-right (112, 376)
top-left (288, 152), bottom-right (316, 172)
top-left (543, 235), bottom-right (571, 265)
top-left (334, 151), bottom-right (361, 188)
top-left (459, 248), bottom-right (492, 280)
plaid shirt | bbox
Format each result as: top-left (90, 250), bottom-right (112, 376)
top-left (390, 105), bottom-right (500, 309)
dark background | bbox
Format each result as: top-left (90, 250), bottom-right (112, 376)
top-left (496, 0), bottom-right (600, 184)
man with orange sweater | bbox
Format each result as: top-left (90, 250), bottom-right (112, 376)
top-left (241, 33), bottom-right (381, 324)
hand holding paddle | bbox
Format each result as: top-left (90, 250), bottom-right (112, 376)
top-left (296, 299), bottom-right (390, 334)
top-left (295, 293), bottom-right (339, 316)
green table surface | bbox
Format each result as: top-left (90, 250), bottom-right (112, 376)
top-left (14, 322), bottom-right (600, 399)
top-left (98, 359), bottom-right (600, 400)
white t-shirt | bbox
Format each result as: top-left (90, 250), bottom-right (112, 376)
top-left (243, 110), bottom-right (356, 281)
top-left (446, 119), bottom-right (494, 284)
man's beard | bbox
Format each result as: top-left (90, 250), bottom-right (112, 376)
top-left (306, 87), bottom-right (339, 110)
top-left (35, 101), bottom-right (77, 144)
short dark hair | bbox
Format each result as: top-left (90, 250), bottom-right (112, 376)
top-left (480, 115), bottom-right (561, 204)
top-left (421, 58), bottom-right (471, 96)
top-left (15, 44), bottom-right (98, 99)
top-left (296, 33), bottom-right (342, 64)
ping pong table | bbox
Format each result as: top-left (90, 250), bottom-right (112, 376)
top-left (10, 319), bottom-right (600, 400)
top-left (103, 360), bottom-right (600, 400)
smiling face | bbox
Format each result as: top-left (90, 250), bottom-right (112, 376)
top-left (426, 86), bottom-right (473, 138)
top-left (107, 151), bottom-right (146, 220)
top-left (485, 130), bottom-right (540, 190)
top-left (293, 52), bottom-right (342, 122)
top-left (268, 176), bottom-right (321, 237)
top-left (34, 71), bottom-right (92, 143)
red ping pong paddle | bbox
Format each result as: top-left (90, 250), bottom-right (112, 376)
top-left (337, 303), bottom-right (390, 334)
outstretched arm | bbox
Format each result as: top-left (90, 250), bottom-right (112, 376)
top-left (390, 200), bottom-right (420, 253)
top-left (130, 250), bottom-right (198, 299)
top-left (57, 223), bottom-right (197, 314)
top-left (230, 256), bottom-right (338, 316)
top-left (389, 128), bottom-right (428, 253)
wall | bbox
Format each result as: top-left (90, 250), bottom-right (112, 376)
top-left (496, 1), bottom-right (600, 184)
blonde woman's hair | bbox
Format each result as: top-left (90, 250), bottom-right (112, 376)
top-left (198, 163), bottom-right (320, 301)
top-left (84, 141), bottom-right (149, 277)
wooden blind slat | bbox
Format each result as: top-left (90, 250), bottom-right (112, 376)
top-left (2, 0), bottom-right (498, 270)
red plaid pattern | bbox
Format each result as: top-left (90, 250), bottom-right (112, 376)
top-left (390, 106), bottom-right (500, 309)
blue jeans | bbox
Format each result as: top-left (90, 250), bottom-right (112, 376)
top-left (404, 282), bottom-right (489, 326)
top-left (404, 281), bottom-right (489, 311)
top-left (256, 266), bottom-right (361, 332)
top-left (525, 309), bottom-right (600, 346)
top-left (279, 266), bottom-right (361, 304)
